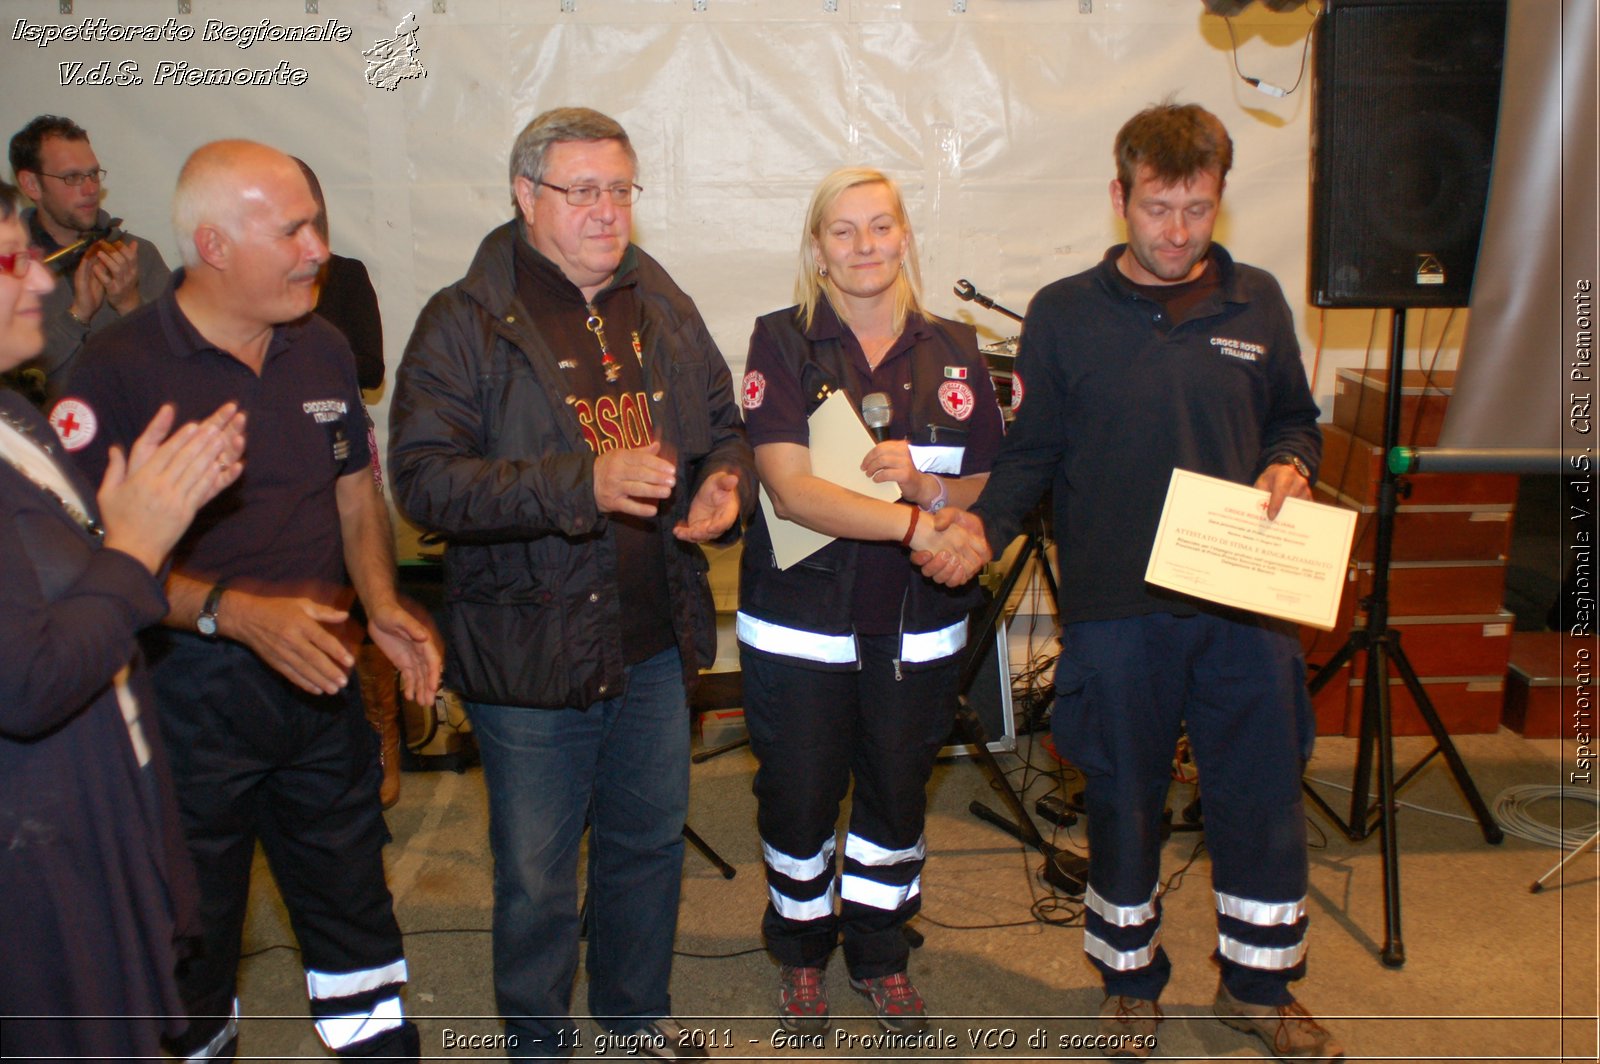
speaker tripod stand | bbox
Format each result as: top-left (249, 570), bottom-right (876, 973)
top-left (1303, 307), bottom-right (1503, 968)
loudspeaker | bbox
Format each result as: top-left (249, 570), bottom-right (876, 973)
top-left (941, 618), bottom-right (1018, 759)
top-left (1309, 0), bottom-right (1507, 308)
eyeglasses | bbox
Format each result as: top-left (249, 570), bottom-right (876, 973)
top-left (0, 247), bottom-right (44, 277)
top-left (538, 181), bottom-right (643, 207)
top-left (37, 168), bottom-right (107, 187)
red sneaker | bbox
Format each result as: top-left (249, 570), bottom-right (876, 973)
top-left (778, 965), bottom-right (829, 1032)
top-left (849, 971), bottom-right (928, 1034)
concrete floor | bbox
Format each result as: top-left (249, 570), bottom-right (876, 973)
top-left (232, 722), bottom-right (1599, 1062)
top-left (227, 476), bottom-right (1597, 1060)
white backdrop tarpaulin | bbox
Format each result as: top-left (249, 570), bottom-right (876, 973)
top-left (1, 2), bottom-right (1322, 372)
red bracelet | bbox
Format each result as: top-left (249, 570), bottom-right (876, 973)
top-left (900, 504), bottom-right (920, 547)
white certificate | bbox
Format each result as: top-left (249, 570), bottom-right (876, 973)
top-left (1144, 468), bottom-right (1356, 629)
top-left (760, 390), bottom-right (904, 570)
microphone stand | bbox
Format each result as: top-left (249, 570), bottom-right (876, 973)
top-left (953, 279), bottom-right (1025, 323)
top-left (947, 278), bottom-right (1086, 893)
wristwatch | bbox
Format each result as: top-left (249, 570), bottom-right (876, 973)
top-left (197, 583), bottom-right (226, 637)
top-left (1273, 454), bottom-right (1312, 481)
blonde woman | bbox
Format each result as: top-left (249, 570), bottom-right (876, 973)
top-left (736, 168), bottom-right (1002, 1033)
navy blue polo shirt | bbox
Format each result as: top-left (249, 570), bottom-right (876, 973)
top-left (54, 275), bottom-right (368, 600)
top-left (743, 302), bottom-right (1004, 633)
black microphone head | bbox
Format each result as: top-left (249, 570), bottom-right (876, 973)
top-left (861, 391), bottom-right (892, 437)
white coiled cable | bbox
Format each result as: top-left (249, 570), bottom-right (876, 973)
top-left (1493, 784), bottom-right (1600, 849)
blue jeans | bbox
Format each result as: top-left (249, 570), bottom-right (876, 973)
top-left (468, 647), bottom-right (690, 1058)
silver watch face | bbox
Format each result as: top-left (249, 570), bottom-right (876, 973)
top-left (198, 613), bottom-right (218, 636)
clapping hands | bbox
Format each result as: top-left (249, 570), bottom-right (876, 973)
top-left (98, 402), bottom-right (246, 574)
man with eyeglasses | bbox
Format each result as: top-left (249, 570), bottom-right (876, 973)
top-left (388, 107), bottom-right (753, 1059)
top-left (9, 115), bottom-right (170, 400)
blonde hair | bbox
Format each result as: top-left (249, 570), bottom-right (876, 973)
top-left (794, 167), bottom-right (924, 337)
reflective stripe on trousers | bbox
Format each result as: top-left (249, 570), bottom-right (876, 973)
top-left (314, 995), bottom-right (406, 1051)
top-left (764, 836), bottom-right (840, 921)
top-left (184, 999), bottom-right (240, 1062)
top-left (1084, 928), bottom-right (1163, 972)
top-left (737, 613), bottom-right (967, 668)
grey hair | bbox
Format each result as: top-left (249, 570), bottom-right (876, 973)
top-left (172, 145), bottom-right (240, 268)
top-left (508, 107), bottom-right (636, 211)
top-left (172, 140), bottom-right (298, 268)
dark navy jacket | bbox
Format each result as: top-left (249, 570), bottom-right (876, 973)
top-left (972, 244), bottom-right (1322, 624)
top-left (737, 305), bottom-right (1002, 670)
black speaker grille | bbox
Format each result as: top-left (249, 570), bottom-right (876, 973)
top-left (1310, 0), bottom-right (1507, 308)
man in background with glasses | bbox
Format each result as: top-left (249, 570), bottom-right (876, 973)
top-left (8, 115), bottom-right (170, 400)
top-left (389, 107), bottom-right (752, 1059)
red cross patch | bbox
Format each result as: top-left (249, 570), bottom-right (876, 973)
top-left (49, 398), bottom-right (98, 452)
top-left (938, 380), bottom-right (974, 421)
top-left (1010, 370), bottom-right (1025, 412)
top-left (741, 370), bottom-right (767, 411)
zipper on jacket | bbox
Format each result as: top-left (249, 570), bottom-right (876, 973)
top-left (892, 585), bottom-right (911, 682)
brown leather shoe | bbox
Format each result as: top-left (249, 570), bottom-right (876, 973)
top-left (1214, 982), bottom-right (1344, 1060)
top-left (1097, 994), bottom-right (1161, 1058)
top-left (358, 642), bottom-right (402, 809)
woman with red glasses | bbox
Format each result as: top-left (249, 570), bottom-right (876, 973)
top-left (0, 178), bottom-right (246, 1060)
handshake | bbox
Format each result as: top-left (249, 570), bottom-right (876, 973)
top-left (907, 508), bottom-right (992, 588)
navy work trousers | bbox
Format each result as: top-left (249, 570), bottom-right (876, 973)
top-left (148, 633), bottom-right (414, 1060)
top-left (1053, 611), bottom-right (1315, 1006)
top-left (742, 636), bottom-right (960, 980)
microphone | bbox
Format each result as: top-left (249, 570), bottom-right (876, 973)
top-left (861, 392), bottom-right (892, 443)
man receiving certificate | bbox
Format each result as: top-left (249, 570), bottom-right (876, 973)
top-left (925, 102), bottom-right (1343, 1061)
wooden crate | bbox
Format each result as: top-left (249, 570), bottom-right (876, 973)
top-left (1307, 659), bottom-right (1354, 736)
top-left (1306, 612), bottom-right (1513, 738)
top-left (1331, 368), bottom-right (1456, 447)
top-left (1349, 611), bottom-right (1515, 679)
top-left (1349, 559), bottom-right (1508, 616)
top-left (1501, 631), bottom-right (1593, 739)
top-left (1302, 564), bottom-right (1511, 659)
top-left (1346, 674), bottom-right (1505, 735)
top-left (1317, 422), bottom-right (1518, 507)
top-left (1314, 484), bottom-right (1513, 563)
